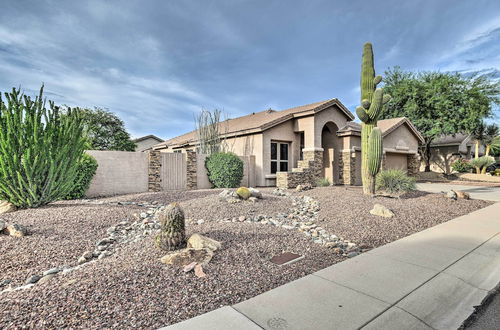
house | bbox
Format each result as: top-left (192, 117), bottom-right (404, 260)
top-left (133, 135), bottom-right (164, 152)
top-left (421, 133), bottom-right (484, 174)
top-left (153, 99), bottom-right (423, 188)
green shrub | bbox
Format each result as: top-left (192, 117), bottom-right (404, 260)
top-left (205, 152), bottom-right (243, 188)
top-left (469, 156), bottom-right (495, 174)
top-left (376, 169), bottom-right (416, 194)
top-left (0, 86), bottom-right (86, 208)
top-left (451, 158), bottom-right (473, 173)
top-left (316, 177), bottom-right (330, 187)
top-left (64, 154), bottom-right (98, 199)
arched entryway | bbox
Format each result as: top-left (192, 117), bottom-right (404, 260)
top-left (321, 122), bottom-right (339, 184)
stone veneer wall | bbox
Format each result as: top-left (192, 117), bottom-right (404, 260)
top-left (339, 151), bottom-right (356, 185)
top-left (407, 153), bottom-right (420, 176)
top-left (186, 151), bottom-right (197, 189)
top-left (148, 151), bottom-right (162, 192)
top-left (277, 149), bottom-right (323, 189)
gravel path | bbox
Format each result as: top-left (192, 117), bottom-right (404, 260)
top-left (301, 186), bottom-right (492, 248)
top-left (0, 187), bottom-right (492, 329)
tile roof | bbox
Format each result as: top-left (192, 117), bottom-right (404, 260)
top-left (430, 133), bottom-right (471, 146)
top-left (155, 98), bottom-right (353, 149)
top-left (338, 117), bottom-right (425, 144)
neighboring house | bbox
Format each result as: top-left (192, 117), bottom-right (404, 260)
top-left (134, 135), bottom-right (164, 152)
top-left (153, 99), bottom-right (423, 188)
top-left (421, 133), bottom-right (484, 174)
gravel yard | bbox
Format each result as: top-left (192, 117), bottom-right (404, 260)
top-left (0, 186), bottom-right (492, 329)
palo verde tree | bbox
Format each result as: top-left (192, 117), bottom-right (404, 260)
top-left (356, 43), bottom-right (391, 195)
top-left (381, 67), bottom-right (499, 171)
top-left (0, 86), bottom-right (87, 208)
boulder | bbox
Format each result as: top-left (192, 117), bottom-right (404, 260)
top-left (296, 183), bottom-right (312, 192)
top-left (187, 233), bottom-right (222, 251)
top-left (0, 200), bottom-right (16, 214)
top-left (454, 190), bottom-right (470, 200)
top-left (4, 224), bottom-right (27, 237)
top-left (369, 204), bottom-right (395, 218)
top-left (248, 187), bottom-right (262, 199)
top-left (446, 190), bottom-right (457, 200)
top-left (0, 220), bottom-right (6, 232)
top-left (248, 197), bottom-right (258, 203)
top-left (236, 187), bottom-right (252, 200)
top-left (160, 248), bottom-right (214, 266)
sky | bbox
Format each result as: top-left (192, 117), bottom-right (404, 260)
top-left (0, 0), bottom-right (499, 140)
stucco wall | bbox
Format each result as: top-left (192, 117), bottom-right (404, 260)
top-left (382, 125), bottom-right (419, 153)
top-left (86, 150), bottom-right (149, 197)
top-left (313, 105), bottom-right (350, 148)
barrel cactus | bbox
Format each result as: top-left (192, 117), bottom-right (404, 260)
top-left (356, 43), bottom-right (391, 195)
top-left (155, 203), bottom-right (186, 251)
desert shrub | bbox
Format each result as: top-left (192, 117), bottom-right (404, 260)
top-left (0, 86), bottom-right (86, 208)
top-left (63, 154), bottom-right (98, 199)
top-left (451, 158), bottom-right (473, 173)
top-left (376, 169), bottom-right (416, 194)
top-left (205, 152), bottom-right (243, 188)
top-left (316, 177), bottom-right (330, 187)
top-left (469, 156), bottom-right (495, 174)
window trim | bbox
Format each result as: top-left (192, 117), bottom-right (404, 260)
top-left (270, 141), bottom-right (290, 174)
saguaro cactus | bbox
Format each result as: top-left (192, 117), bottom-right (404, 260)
top-left (356, 43), bottom-right (391, 195)
top-left (155, 203), bottom-right (186, 251)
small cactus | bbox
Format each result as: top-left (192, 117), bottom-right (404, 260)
top-left (155, 203), bottom-right (186, 251)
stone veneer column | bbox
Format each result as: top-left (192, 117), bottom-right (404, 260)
top-left (302, 148), bottom-right (323, 185)
top-left (148, 151), bottom-right (162, 192)
top-left (339, 151), bottom-right (356, 185)
top-left (186, 151), bottom-right (197, 190)
top-left (407, 153), bottom-right (421, 176)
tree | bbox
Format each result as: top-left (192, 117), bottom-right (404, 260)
top-left (0, 86), bottom-right (86, 208)
top-left (381, 67), bottom-right (500, 171)
top-left (79, 107), bottom-right (136, 151)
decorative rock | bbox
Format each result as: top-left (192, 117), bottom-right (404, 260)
top-left (25, 275), bottom-right (41, 284)
top-left (160, 248), bottom-right (214, 266)
top-left (347, 251), bottom-right (360, 258)
top-left (236, 187), bottom-right (252, 200)
top-left (187, 234), bottom-right (222, 251)
top-left (248, 187), bottom-right (262, 199)
top-left (77, 256), bottom-right (87, 264)
top-left (43, 268), bottom-right (60, 276)
top-left (0, 220), bottom-right (6, 232)
top-left (82, 251), bottom-right (93, 259)
top-left (238, 216), bottom-right (246, 222)
top-left (446, 190), bottom-right (457, 200)
top-left (248, 197), bottom-right (258, 203)
top-left (4, 224), bottom-right (27, 237)
top-left (454, 190), bottom-right (470, 200)
top-left (369, 204), bottom-right (395, 218)
top-left (194, 264), bottom-right (207, 278)
top-left (38, 274), bottom-right (55, 284)
top-left (183, 262), bottom-right (197, 273)
top-left (0, 200), bottom-right (16, 214)
top-left (196, 219), bottom-right (205, 225)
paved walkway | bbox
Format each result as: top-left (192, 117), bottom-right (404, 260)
top-left (163, 203), bottom-right (500, 330)
top-left (417, 183), bottom-right (500, 202)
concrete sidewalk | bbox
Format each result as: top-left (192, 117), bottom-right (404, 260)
top-left (163, 203), bottom-right (500, 330)
top-left (417, 183), bottom-right (500, 202)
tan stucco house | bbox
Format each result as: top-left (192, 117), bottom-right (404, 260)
top-left (153, 99), bottom-right (423, 188)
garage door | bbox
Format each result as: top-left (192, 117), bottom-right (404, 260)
top-left (385, 153), bottom-right (408, 171)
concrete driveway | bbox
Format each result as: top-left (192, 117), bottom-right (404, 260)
top-left (417, 183), bottom-right (500, 202)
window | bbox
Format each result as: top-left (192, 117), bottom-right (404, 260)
top-left (271, 142), bottom-right (289, 174)
top-left (173, 150), bottom-right (182, 153)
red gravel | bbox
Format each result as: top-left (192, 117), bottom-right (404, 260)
top-left (0, 187), bottom-right (492, 329)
